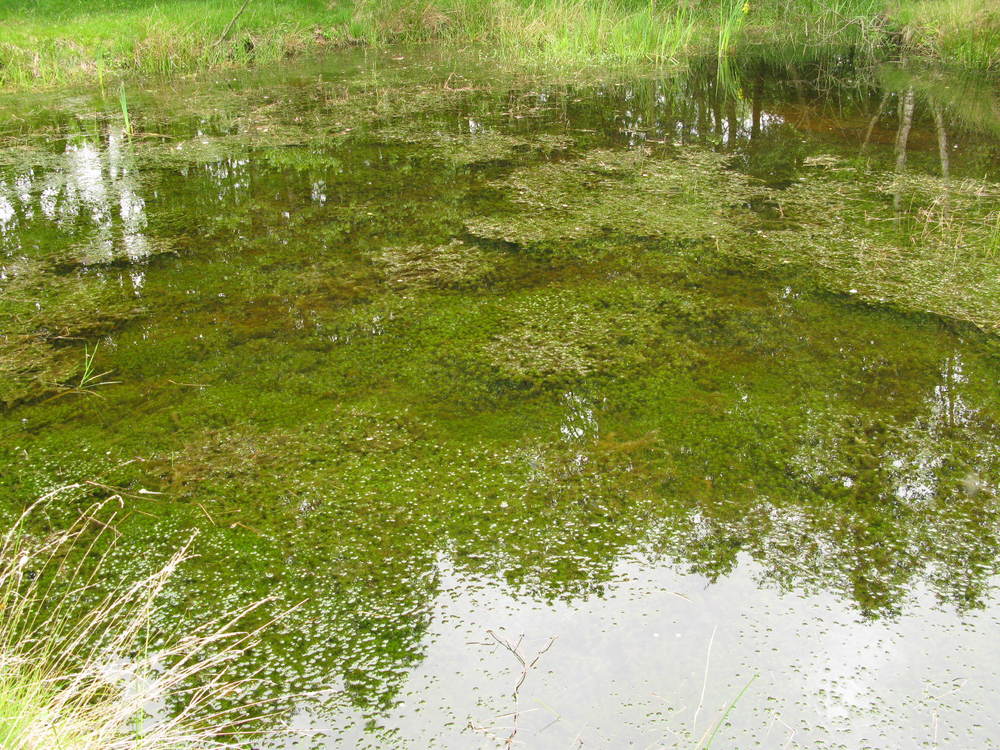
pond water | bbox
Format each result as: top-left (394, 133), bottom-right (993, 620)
top-left (1, 49), bottom-right (1000, 748)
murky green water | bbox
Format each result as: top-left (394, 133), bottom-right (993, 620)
top-left (2, 50), bottom-right (1000, 748)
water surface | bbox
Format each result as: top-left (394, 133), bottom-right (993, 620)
top-left (1, 50), bottom-right (999, 748)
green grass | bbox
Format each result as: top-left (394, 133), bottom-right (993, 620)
top-left (118, 85), bottom-right (133, 137)
top-left (889, 0), bottom-right (1000, 69)
top-left (345, 0), bottom-right (998, 71)
top-left (0, 0), bottom-right (995, 89)
top-left (0, 0), bottom-right (352, 88)
top-left (716, 0), bottom-right (748, 61)
top-left (348, 0), bottom-right (875, 65)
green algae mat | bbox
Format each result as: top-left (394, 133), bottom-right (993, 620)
top-left (1, 50), bottom-right (1000, 748)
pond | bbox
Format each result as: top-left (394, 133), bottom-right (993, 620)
top-left (1, 49), bottom-right (999, 748)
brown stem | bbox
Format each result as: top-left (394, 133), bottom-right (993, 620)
top-left (213, 0), bottom-right (254, 48)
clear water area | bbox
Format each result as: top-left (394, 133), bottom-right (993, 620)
top-left (1, 50), bottom-right (1000, 748)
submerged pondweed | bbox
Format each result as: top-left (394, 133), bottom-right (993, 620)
top-left (0, 270), bottom-right (141, 408)
top-left (480, 284), bottom-right (704, 386)
top-left (464, 140), bottom-right (1000, 332)
top-left (465, 147), bottom-right (757, 258)
top-left (372, 240), bottom-right (502, 291)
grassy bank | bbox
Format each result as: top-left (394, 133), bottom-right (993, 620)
top-left (0, 0), bottom-right (353, 88)
top-left (0, 0), bottom-right (997, 90)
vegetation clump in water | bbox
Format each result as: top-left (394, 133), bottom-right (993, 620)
top-left (466, 148), bottom-right (755, 258)
top-left (372, 239), bottom-right (502, 290)
top-left (373, 124), bottom-right (574, 167)
top-left (480, 284), bottom-right (706, 387)
top-left (0, 269), bottom-right (139, 407)
top-left (754, 166), bottom-right (1000, 332)
top-left (463, 141), bottom-right (1000, 333)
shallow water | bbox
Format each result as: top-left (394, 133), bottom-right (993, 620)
top-left (1, 50), bottom-right (1000, 748)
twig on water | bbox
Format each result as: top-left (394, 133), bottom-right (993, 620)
top-left (230, 520), bottom-right (262, 535)
top-left (196, 502), bottom-right (217, 526)
top-left (468, 629), bottom-right (557, 747)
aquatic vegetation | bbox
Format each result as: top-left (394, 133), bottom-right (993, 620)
top-left (372, 239), bottom-right (502, 290)
top-left (465, 147), bottom-right (756, 258)
top-left (461, 135), bottom-right (1000, 333)
top-left (69, 342), bottom-right (121, 397)
top-left (118, 85), bottom-right (133, 138)
top-left (0, 270), bottom-right (140, 407)
top-left (372, 125), bottom-right (574, 167)
top-left (479, 285), bottom-right (703, 387)
top-left (755, 167), bottom-right (1000, 333)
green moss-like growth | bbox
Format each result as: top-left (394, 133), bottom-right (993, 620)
top-left (0, 267), bottom-right (140, 406)
top-left (465, 147), bottom-right (757, 257)
top-left (755, 169), bottom-right (1000, 333)
top-left (372, 239), bottom-right (503, 290)
top-left (3, 57), bottom-right (1000, 744)
top-left (480, 284), bottom-right (706, 387)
